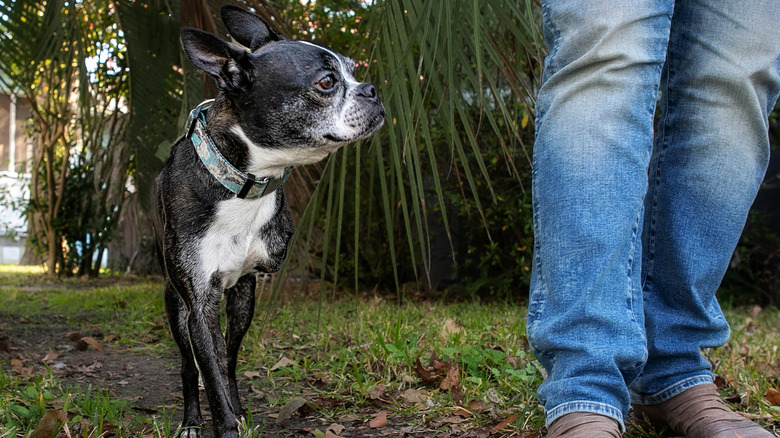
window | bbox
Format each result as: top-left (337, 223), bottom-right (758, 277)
top-left (0, 92), bottom-right (32, 174)
top-left (0, 94), bottom-right (9, 172)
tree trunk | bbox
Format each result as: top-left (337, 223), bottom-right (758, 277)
top-left (20, 210), bottom-right (43, 265)
top-left (46, 228), bottom-right (57, 275)
top-left (108, 191), bottom-right (159, 275)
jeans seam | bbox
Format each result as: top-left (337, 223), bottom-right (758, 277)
top-left (539, 0), bottom-right (562, 85)
top-left (643, 16), bottom-right (675, 292)
top-left (643, 69), bottom-right (672, 293)
top-left (626, 208), bottom-right (647, 365)
top-left (528, 162), bottom-right (546, 340)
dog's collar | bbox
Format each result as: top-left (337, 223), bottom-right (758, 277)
top-left (186, 99), bottom-right (293, 200)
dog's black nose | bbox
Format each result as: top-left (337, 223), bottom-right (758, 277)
top-left (357, 83), bottom-right (378, 101)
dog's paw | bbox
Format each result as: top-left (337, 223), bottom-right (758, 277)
top-left (177, 426), bottom-right (203, 438)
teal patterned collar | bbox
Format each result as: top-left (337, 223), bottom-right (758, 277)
top-left (186, 99), bottom-right (293, 200)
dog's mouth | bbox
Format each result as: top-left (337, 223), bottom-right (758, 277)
top-left (323, 113), bottom-right (385, 144)
top-left (324, 133), bottom-right (348, 143)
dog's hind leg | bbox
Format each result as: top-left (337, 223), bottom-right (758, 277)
top-left (187, 286), bottom-right (239, 438)
top-left (224, 274), bottom-right (257, 419)
top-left (164, 282), bottom-right (205, 437)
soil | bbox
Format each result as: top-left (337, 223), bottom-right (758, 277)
top-left (0, 302), bottom-right (527, 438)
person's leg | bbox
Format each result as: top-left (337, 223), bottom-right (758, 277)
top-left (631, 0), bottom-right (780, 403)
top-left (529, 0), bottom-right (673, 431)
top-left (631, 1), bottom-right (780, 436)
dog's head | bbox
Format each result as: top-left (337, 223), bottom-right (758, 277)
top-left (180, 6), bottom-right (384, 173)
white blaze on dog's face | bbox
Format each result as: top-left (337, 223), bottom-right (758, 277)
top-left (295, 41), bottom-right (381, 144)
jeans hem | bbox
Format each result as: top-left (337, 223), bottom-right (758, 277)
top-left (546, 401), bottom-right (625, 432)
top-left (629, 374), bottom-right (714, 405)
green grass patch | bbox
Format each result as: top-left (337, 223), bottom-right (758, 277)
top-left (0, 365), bottom-right (156, 437)
top-left (0, 270), bottom-right (169, 351)
top-left (244, 295), bottom-right (543, 428)
top-left (1, 265), bottom-right (779, 437)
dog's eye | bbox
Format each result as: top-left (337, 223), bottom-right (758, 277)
top-left (316, 75), bottom-right (336, 91)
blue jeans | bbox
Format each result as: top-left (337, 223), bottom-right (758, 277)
top-left (527, 0), bottom-right (780, 430)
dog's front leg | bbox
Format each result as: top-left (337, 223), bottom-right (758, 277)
top-left (224, 274), bottom-right (257, 419)
top-left (188, 288), bottom-right (239, 438)
top-left (164, 281), bottom-right (204, 437)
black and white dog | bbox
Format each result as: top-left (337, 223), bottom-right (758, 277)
top-left (153, 6), bottom-right (384, 437)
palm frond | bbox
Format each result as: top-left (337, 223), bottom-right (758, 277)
top-left (258, 0), bottom-right (543, 297)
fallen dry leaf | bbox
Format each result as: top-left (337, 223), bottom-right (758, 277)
top-left (83, 337), bottom-right (102, 350)
top-left (42, 350), bottom-right (59, 362)
top-left (440, 365), bottom-right (465, 404)
top-left (369, 410), bottom-right (388, 428)
top-left (31, 410), bottom-right (67, 438)
top-left (766, 387), bottom-right (780, 407)
top-left (505, 355), bottom-right (520, 370)
top-left (270, 356), bottom-right (296, 371)
top-left (451, 386), bottom-right (465, 405)
top-left (754, 360), bottom-right (780, 375)
top-left (325, 431), bottom-right (342, 438)
top-left (0, 331), bottom-right (10, 352)
top-left (276, 396), bottom-right (307, 423)
top-left (400, 388), bottom-right (424, 404)
top-left (428, 415), bottom-right (469, 428)
top-left (487, 388), bottom-right (502, 404)
top-left (440, 318), bottom-right (464, 340)
top-left (76, 337), bottom-right (102, 351)
top-left (340, 414), bottom-right (360, 423)
top-left (415, 358), bottom-right (437, 385)
top-left (467, 399), bottom-right (486, 413)
top-left (440, 365), bottom-right (460, 391)
top-left (369, 383), bottom-right (387, 400)
top-left (11, 358), bottom-right (33, 376)
top-left (430, 354), bottom-right (451, 373)
top-left (77, 360), bottom-right (103, 374)
top-left (310, 371), bottom-right (332, 384)
top-left (492, 412), bottom-right (519, 432)
top-left (327, 423), bottom-right (345, 435)
top-left (452, 406), bottom-right (473, 418)
top-left (243, 370), bottom-right (262, 379)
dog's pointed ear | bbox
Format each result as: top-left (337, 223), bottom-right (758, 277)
top-left (220, 5), bottom-right (285, 51)
top-left (180, 28), bottom-right (252, 92)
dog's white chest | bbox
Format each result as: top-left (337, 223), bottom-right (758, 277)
top-left (197, 194), bottom-right (278, 290)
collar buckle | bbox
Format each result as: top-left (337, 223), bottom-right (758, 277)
top-left (186, 99), bottom-right (292, 200)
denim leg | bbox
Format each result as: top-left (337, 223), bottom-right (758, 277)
top-left (630, 0), bottom-right (780, 404)
top-left (528, 0), bottom-right (673, 429)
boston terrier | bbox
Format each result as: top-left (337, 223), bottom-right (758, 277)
top-left (153, 6), bottom-right (384, 437)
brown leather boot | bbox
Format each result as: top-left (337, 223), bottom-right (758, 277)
top-left (632, 383), bottom-right (775, 437)
top-left (546, 412), bottom-right (622, 437)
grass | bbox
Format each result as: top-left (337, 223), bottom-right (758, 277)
top-left (1, 265), bottom-right (779, 437)
top-left (0, 366), bottom-right (141, 437)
